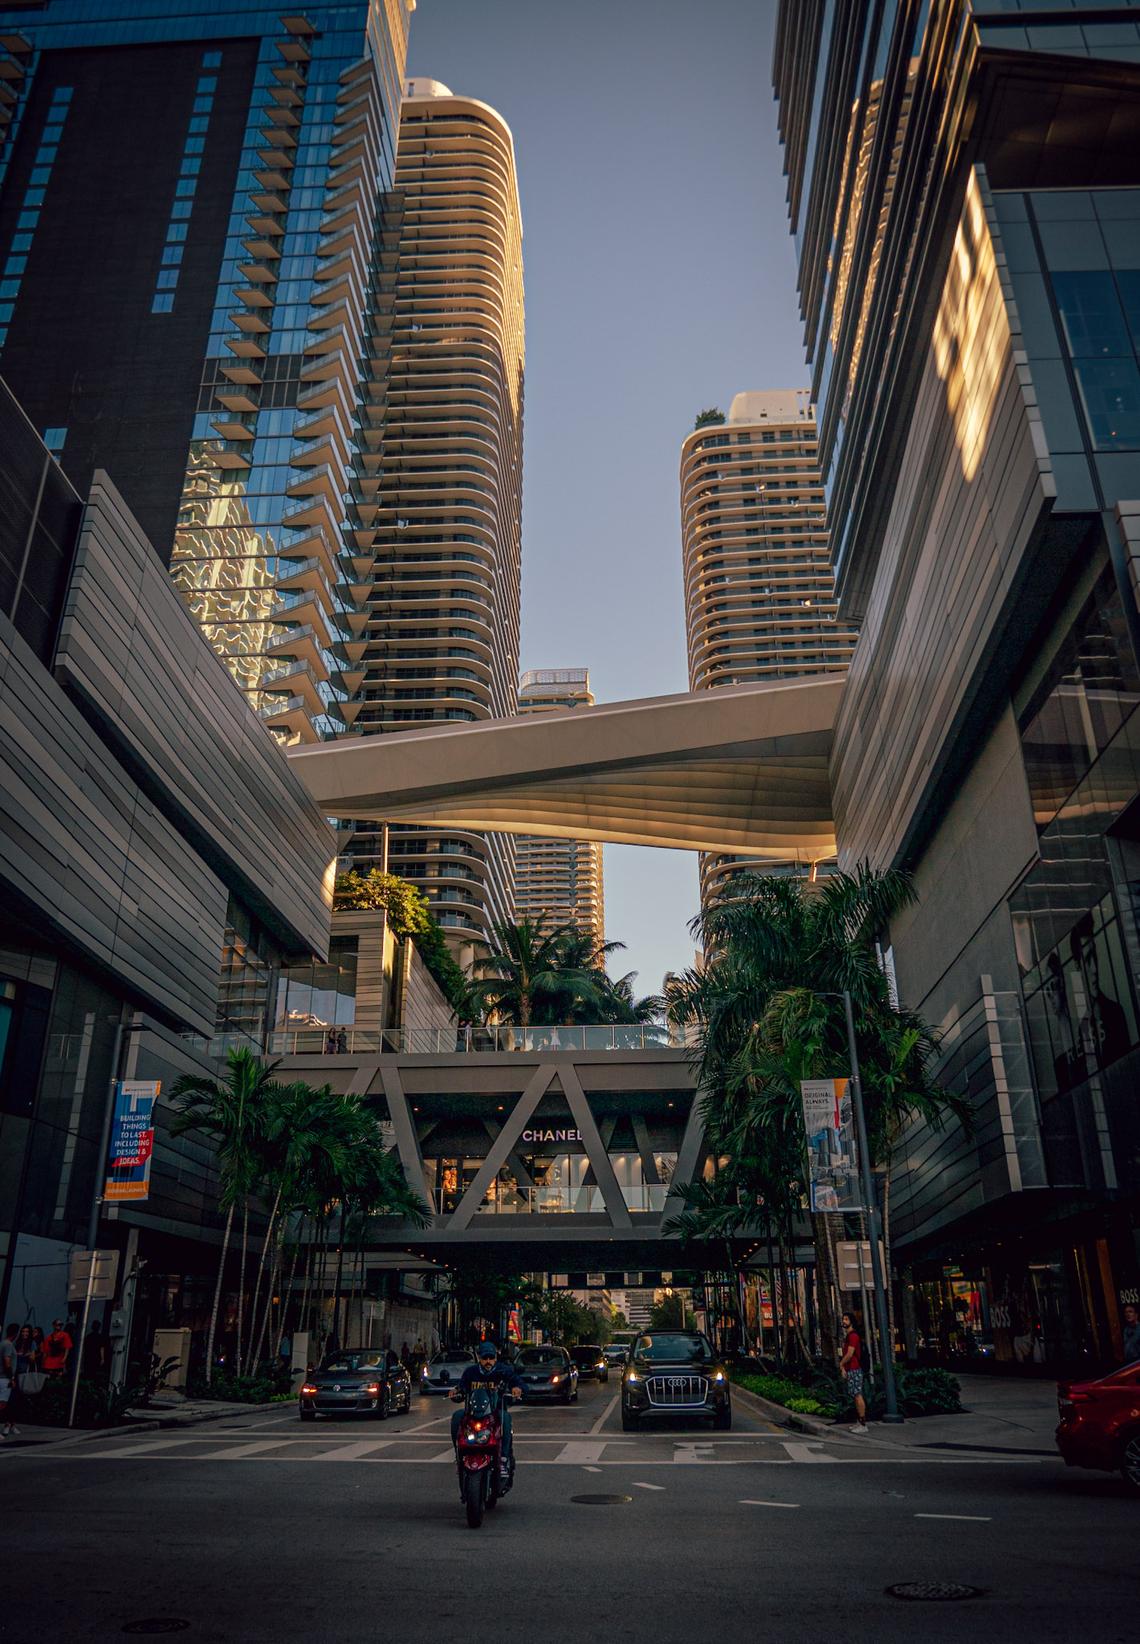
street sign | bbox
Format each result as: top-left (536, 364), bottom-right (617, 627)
top-left (68, 1248), bottom-right (120, 1301)
top-left (836, 1239), bottom-right (882, 1291)
top-left (104, 1079), bottom-right (160, 1202)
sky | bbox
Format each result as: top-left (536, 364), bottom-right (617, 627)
top-left (407, 0), bottom-right (810, 994)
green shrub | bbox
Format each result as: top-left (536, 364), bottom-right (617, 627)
top-left (732, 1370), bottom-right (839, 1418)
top-left (25, 1375), bottom-right (137, 1428)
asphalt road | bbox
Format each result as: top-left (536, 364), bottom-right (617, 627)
top-left (2, 1380), bottom-right (1137, 1643)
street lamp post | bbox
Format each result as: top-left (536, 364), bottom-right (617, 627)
top-left (839, 989), bottom-right (902, 1424)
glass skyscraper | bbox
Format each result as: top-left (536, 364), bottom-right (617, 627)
top-left (0, 0), bottom-right (413, 744)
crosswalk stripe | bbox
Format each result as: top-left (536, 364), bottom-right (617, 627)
top-left (312, 1440), bottom-right (395, 1461)
top-left (555, 1441), bottom-right (606, 1465)
top-left (780, 1441), bottom-right (836, 1463)
top-left (198, 1440), bottom-right (290, 1460)
top-left (740, 1499), bottom-right (800, 1509)
top-left (85, 1438), bottom-right (196, 1459)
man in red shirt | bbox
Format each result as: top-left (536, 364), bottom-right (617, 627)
top-left (840, 1311), bottom-right (868, 1433)
top-left (42, 1319), bottom-right (73, 1376)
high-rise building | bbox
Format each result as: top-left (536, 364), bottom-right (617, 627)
top-left (0, 0), bottom-right (414, 747)
top-left (680, 390), bottom-right (855, 903)
top-left (775, 1), bottom-right (1140, 1369)
top-left (346, 78), bottom-right (525, 945)
top-left (514, 669), bottom-right (605, 948)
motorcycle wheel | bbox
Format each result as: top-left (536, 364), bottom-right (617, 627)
top-left (463, 1469), bottom-right (486, 1528)
top-left (486, 1469), bottom-right (499, 1511)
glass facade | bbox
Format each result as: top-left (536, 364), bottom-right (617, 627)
top-left (0, 1), bottom-right (412, 744)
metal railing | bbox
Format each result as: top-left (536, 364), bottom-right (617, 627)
top-left (269, 1024), bottom-right (693, 1056)
top-left (435, 1183), bottom-right (670, 1216)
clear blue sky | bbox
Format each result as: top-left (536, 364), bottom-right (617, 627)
top-left (408, 0), bottom-right (809, 993)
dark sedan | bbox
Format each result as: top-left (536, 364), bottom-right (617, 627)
top-left (621, 1330), bottom-right (731, 1430)
top-left (1056, 1360), bottom-right (1140, 1492)
top-left (299, 1348), bottom-right (411, 1421)
top-left (571, 1344), bottom-right (609, 1383)
top-left (515, 1345), bottom-right (578, 1403)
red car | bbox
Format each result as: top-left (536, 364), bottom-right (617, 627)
top-left (1056, 1361), bottom-right (1140, 1493)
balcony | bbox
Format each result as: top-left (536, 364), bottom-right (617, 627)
top-left (224, 332), bottom-right (268, 361)
top-left (268, 1025), bottom-right (682, 1056)
top-left (215, 384), bottom-right (260, 413)
top-left (257, 694), bottom-right (314, 741)
top-left (286, 461), bottom-right (341, 514)
top-left (210, 414), bottom-right (256, 441)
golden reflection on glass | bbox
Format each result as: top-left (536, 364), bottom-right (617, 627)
top-left (170, 445), bottom-right (279, 692)
top-left (932, 171), bottom-right (1007, 483)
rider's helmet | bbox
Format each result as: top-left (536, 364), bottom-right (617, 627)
top-left (475, 1339), bottom-right (499, 1364)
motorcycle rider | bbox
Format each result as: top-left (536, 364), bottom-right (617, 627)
top-left (451, 1340), bottom-right (523, 1475)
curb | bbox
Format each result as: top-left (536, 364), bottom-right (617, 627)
top-left (0, 1399), bottom-right (283, 1455)
top-left (730, 1381), bottom-right (833, 1437)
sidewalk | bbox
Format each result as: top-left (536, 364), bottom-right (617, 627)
top-left (0, 1395), bottom-right (282, 1454)
top-left (735, 1371), bottom-right (1061, 1454)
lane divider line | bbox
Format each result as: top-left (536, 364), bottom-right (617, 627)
top-left (740, 1499), bottom-right (800, 1509)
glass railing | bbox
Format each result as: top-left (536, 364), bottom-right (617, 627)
top-left (269, 1024), bottom-right (692, 1055)
top-left (434, 1183), bottom-right (670, 1216)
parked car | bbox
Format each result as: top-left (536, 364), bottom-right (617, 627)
top-left (570, 1344), bottom-right (609, 1383)
top-left (604, 1343), bottom-right (630, 1367)
top-left (621, 1329), bottom-right (731, 1431)
top-left (515, 1344), bottom-right (579, 1403)
top-left (419, 1348), bottom-right (475, 1395)
top-left (1056, 1361), bottom-right (1140, 1492)
top-left (299, 1348), bottom-right (411, 1421)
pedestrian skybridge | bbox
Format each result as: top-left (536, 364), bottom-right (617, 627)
top-left (286, 675), bottom-right (842, 857)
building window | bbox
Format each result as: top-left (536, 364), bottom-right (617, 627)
top-left (42, 426), bottom-right (66, 455)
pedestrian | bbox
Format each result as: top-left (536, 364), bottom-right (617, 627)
top-left (840, 1310), bottom-right (869, 1434)
top-left (325, 1027), bottom-right (336, 1055)
top-left (82, 1318), bottom-right (109, 1380)
top-left (42, 1318), bottom-right (73, 1377)
top-left (1122, 1302), bottom-right (1140, 1366)
top-left (1, 1326), bottom-right (18, 1438)
top-left (399, 1339), bottom-right (410, 1368)
top-left (336, 1027), bottom-right (347, 1054)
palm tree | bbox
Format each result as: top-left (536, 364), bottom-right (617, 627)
top-left (667, 867), bottom-right (967, 1366)
top-left (169, 1048), bottom-right (281, 1386)
top-left (466, 915), bottom-right (601, 1027)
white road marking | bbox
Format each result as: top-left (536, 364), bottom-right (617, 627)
top-left (556, 1441), bottom-right (607, 1464)
top-left (83, 1437), bottom-right (196, 1459)
top-left (674, 1442), bottom-right (717, 1464)
top-left (584, 1465), bottom-right (603, 1473)
top-left (589, 1393), bottom-right (619, 1434)
top-left (427, 1449), bottom-right (456, 1463)
top-left (915, 1513), bottom-right (992, 1521)
top-left (740, 1499), bottom-right (800, 1509)
top-left (198, 1440), bottom-right (291, 1459)
top-left (312, 1440), bottom-right (395, 1460)
top-left (633, 1480), bottom-right (666, 1490)
top-left (780, 1441), bottom-right (836, 1463)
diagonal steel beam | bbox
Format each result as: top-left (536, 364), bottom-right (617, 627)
top-left (449, 1064), bottom-right (556, 1231)
top-left (559, 1063), bottom-right (633, 1230)
top-left (379, 1065), bottom-right (431, 1203)
top-left (661, 1093), bottom-right (706, 1228)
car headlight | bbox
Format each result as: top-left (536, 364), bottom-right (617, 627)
top-left (626, 1370), bottom-right (639, 1383)
top-left (366, 1383), bottom-right (381, 1394)
top-left (713, 1371), bottom-right (726, 1383)
top-left (551, 1373), bottom-right (560, 1384)
top-left (300, 1385), bottom-right (317, 1395)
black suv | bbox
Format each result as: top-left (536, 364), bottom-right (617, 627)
top-left (621, 1329), bottom-right (731, 1430)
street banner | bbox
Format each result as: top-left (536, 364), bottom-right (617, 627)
top-left (799, 1076), bottom-right (858, 1213)
top-left (104, 1079), bottom-right (160, 1202)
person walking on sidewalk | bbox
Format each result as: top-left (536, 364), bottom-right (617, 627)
top-left (840, 1311), bottom-right (869, 1434)
top-left (1122, 1302), bottom-right (1140, 1366)
top-left (42, 1320), bottom-right (73, 1377)
top-left (0, 1326), bottom-right (17, 1437)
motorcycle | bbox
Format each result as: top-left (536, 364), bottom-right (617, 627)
top-left (452, 1385), bottom-right (514, 1528)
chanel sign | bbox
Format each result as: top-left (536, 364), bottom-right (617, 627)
top-left (520, 1127), bottom-right (583, 1144)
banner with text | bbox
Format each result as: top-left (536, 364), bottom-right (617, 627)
top-left (104, 1079), bottom-right (160, 1202)
top-left (799, 1076), bottom-right (858, 1213)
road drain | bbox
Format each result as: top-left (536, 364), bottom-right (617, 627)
top-left (887, 1582), bottom-right (982, 1602)
top-left (121, 1621), bottom-right (192, 1635)
top-left (571, 1493), bottom-right (633, 1505)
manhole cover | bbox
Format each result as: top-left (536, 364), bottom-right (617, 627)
top-left (887, 1582), bottom-right (982, 1602)
top-left (570, 1493), bottom-right (633, 1505)
top-left (121, 1622), bottom-right (192, 1635)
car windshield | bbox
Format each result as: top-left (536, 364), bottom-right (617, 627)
top-left (320, 1352), bottom-right (383, 1373)
top-left (432, 1352), bottom-right (472, 1365)
top-left (516, 1347), bottom-right (564, 1367)
top-left (632, 1333), bottom-right (715, 1363)
top-left (571, 1346), bottom-right (602, 1363)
